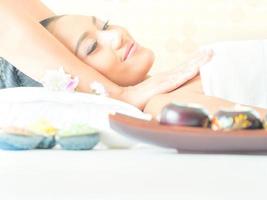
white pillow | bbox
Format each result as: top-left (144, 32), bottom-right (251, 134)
top-left (0, 87), bottom-right (150, 148)
top-left (200, 40), bottom-right (267, 109)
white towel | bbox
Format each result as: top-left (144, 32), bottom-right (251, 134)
top-left (200, 40), bottom-right (267, 108)
top-left (0, 87), bottom-right (150, 148)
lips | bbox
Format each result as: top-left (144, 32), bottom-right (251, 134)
top-left (123, 42), bottom-right (137, 61)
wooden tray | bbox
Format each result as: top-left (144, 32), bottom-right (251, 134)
top-left (109, 113), bottom-right (267, 154)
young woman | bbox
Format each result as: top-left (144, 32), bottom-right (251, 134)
top-left (0, 0), bottom-right (213, 111)
top-left (0, 0), bottom-right (266, 118)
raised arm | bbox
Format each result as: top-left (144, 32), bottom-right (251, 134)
top-left (2, 0), bottom-right (54, 21)
top-left (0, 2), bottom-right (123, 96)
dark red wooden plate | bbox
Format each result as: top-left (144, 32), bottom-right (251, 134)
top-left (109, 113), bottom-right (267, 154)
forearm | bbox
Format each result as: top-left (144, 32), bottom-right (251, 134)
top-left (0, 3), bottom-right (123, 98)
top-left (144, 77), bottom-right (267, 118)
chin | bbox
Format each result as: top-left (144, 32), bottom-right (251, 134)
top-left (130, 50), bottom-right (155, 85)
top-left (141, 48), bottom-right (155, 73)
top-left (117, 49), bottom-right (155, 86)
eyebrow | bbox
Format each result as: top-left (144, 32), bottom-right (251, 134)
top-left (75, 16), bottom-right (97, 55)
top-left (40, 15), bottom-right (65, 28)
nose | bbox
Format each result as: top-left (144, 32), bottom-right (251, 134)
top-left (96, 30), bottom-right (123, 50)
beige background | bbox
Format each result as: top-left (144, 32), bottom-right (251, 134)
top-left (42, 0), bottom-right (267, 74)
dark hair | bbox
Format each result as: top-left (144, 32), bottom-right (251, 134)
top-left (40, 15), bottom-right (65, 28)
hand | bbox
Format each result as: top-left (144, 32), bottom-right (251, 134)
top-left (120, 49), bottom-right (214, 110)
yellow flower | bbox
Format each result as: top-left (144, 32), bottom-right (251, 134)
top-left (234, 114), bottom-right (251, 129)
top-left (28, 119), bottom-right (58, 136)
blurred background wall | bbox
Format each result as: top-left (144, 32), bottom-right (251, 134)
top-left (41, 0), bottom-right (267, 74)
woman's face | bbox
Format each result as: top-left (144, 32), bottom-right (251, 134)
top-left (47, 15), bottom-right (154, 86)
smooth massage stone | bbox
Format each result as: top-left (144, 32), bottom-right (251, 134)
top-left (211, 110), bottom-right (263, 131)
top-left (58, 124), bottom-right (100, 150)
top-left (0, 127), bottom-right (44, 150)
top-left (159, 103), bottom-right (210, 128)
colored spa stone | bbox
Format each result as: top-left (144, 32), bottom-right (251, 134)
top-left (159, 103), bottom-right (210, 128)
top-left (211, 110), bottom-right (263, 131)
top-left (58, 134), bottom-right (100, 150)
top-left (0, 127), bottom-right (44, 150)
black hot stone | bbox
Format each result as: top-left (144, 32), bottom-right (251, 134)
top-left (159, 103), bottom-right (210, 127)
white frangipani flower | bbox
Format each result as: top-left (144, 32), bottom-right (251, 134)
top-left (41, 67), bottom-right (79, 92)
top-left (89, 81), bottom-right (109, 97)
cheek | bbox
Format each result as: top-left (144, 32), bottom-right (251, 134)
top-left (80, 48), bottom-right (155, 86)
top-left (82, 52), bottom-right (120, 76)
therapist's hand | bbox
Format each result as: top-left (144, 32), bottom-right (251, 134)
top-left (120, 49), bottom-right (213, 110)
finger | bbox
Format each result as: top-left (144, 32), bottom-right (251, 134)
top-left (180, 49), bottom-right (213, 70)
top-left (189, 49), bottom-right (213, 67)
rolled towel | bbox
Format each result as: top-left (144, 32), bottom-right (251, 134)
top-left (58, 124), bottom-right (100, 150)
top-left (36, 136), bottom-right (56, 149)
top-left (28, 119), bottom-right (58, 149)
top-left (0, 127), bottom-right (44, 150)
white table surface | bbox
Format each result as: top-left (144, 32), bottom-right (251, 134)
top-left (0, 146), bottom-right (267, 200)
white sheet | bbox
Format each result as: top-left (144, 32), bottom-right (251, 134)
top-left (200, 40), bottom-right (267, 108)
top-left (0, 87), bottom-right (151, 148)
top-left (0, 147), bottom-right (267, 200)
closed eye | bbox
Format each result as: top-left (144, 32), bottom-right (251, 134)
top-left (86, 21), bottom-right (109, 56)
top-left (86, 41), bottom-right (97, 56)
top-left (102, 20), bottom-right (110, 30)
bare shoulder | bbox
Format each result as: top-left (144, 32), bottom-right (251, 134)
top-left (144, 75), bottom-right (203, 117)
